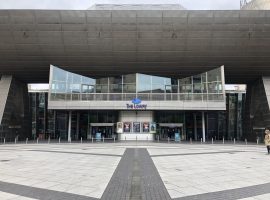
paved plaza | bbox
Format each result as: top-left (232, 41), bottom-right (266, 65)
top-left (0, 142), bottom-right (270, 200)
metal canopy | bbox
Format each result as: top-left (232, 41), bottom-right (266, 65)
top-left (0, 10), bottom-right (270, 83)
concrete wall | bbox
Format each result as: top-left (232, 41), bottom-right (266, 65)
top-left (0, 76), bottom-right (12, 124)
top-left (118, 111), bottom-right (154, 140)
top-left (0, 76), bottom-right (30, 142)
top-left (244, 77), bottom-right (270, 141)
top-left (119, 111), bottom-right (153, 123)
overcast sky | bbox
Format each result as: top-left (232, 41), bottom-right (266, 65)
top-left (0, 0), bottom-right (241, 10)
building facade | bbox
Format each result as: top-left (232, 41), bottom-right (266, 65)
top-left (27, 65), bottom-right (246, 142)
top-left (0, 7), bottom-right (270, 142)
top-left (29, 84), bottom-right (245, 142)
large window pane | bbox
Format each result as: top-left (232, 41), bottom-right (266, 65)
top-left (109, 84), bottom-right (122, 93)
top-left (137, 74), bottom-right (151, 93)
top-left (152, 76), bottom-right (165, 93)
top-left (208, 68), bottom-right (221, 82)
top-left (96, 85), bottom-right (108, 93)
top-left (123, 84), bottom-right (136, 93)
top-left (53, 67), bottom-right (67, 81)
top-left (123, 74), bottom-right (136, 83)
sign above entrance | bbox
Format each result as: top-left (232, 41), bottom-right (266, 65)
top-left (126, 98), bottom-right (147, 109)
top-left (132, 98), bottom-right (141, 104)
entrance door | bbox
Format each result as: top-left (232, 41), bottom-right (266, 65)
top-left (159, 123), bottom-right (183, 141)
top-left (90, 123), bottom-right (114, 139)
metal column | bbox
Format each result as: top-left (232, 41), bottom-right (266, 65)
top-left (76, 112), bottom-right (80, 140)
top-left (202, 111), bottom-right (206, 143)
top-left (68, 111), bottom-right (72, 142)
top-left (194, 113), bottom-right (197, 140)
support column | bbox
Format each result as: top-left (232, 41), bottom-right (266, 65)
top-left (68, 111), bottom-right (72, 142)
top-left (194, 113), bottom-right (197, 140)
top-left (202, 111), bottom-right (206, 142)
top-left (76, 112), bottom-right (80, 140)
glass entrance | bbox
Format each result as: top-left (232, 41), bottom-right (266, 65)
top-left (159, 123), bottom-right (183, 141)
top-left (90, 124), bottom-right (114, 139)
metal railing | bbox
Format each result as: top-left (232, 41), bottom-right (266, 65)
top-left (50, 93), bottom-right (225, 102)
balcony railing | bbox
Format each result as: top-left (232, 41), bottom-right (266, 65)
top-left (49, 93), bottom-right (225, 102)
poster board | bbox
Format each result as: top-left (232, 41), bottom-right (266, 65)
top-left (142, 122), bottom-right (150, 132)
top-left (117, 122), bottom-right (123, 133)
top-left (123, 122), bottom-right (131, 133)
top-left (133, 122), bottom-right (141, 133)
top-left (150, 122), bottom-right (156, 133)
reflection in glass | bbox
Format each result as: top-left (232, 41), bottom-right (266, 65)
top-left (137, 74), bottom-right (151, 93)
top-left (49, 65), bottom-right (225, 102)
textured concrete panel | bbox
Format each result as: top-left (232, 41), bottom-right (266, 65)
top-left (1, 10), bottom-right (270, 83)
top-left (0, 76), bottom-right (12, 124)
top-left (263, 77), bottom-right (270, 111)
top-left (35, 11), bottom-right (61, 24)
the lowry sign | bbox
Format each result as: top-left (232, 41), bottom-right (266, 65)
top-left (126, 98), bottom-right (147, 109)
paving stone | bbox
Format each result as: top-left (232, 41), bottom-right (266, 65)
top-left (101, 148), bottom-right (171, 200)
top-left (0, 181), bottom-right (97, 200)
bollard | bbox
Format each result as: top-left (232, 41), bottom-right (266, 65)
top-left (168, 137), bottom-right (170, 143)
top-left (257, 138), bottom-right (259, 145)
top-left (15, 137), bottom-right (16, 144)
top-left (158, 135), bottom-right (160, 143)
top-left (223, 137), bottom-right (225, 144)
top-left (125, 136), bottom-right (126, 141)
top-left (81, 137), bottom-right (82, 144)
top-left (26, 138), bottom-right (28, 144)
top-left (48, 136), bottom-right (50, 144)
top-left (201, 138), bottom-right (203, 144)
top-left (212, 138), bottom-right (214, 144)
top-left (114, 136), bottom-right (115, 143)
top-left (92, 137), bottom-right (93, 143)
top-left (245, 139), bottom-right (247, 145)
top-left (233, 138), bottom-right (235, 145)
top-left (3, 138), bottom-right (5, 144)
top-left (37, 138), bottom-right (39, 144)
top-left (103, 137), bottom-right (104, 143)
top-left (190, 138), bottom-right (192, 144)
top-left (59, 137), bottom-right (61, 144)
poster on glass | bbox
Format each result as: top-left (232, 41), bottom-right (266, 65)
top-left (150, 122), bottom-right (156, 133)
top-left (116, 122), bottom-right (123, 133)
top-left (133, 122), bottom-right (140, 133)
top-left (123, 122), bottom-right (131, 133)
top-left (142, 122), bottom-right (150, 132)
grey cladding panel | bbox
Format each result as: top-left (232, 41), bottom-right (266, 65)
top-left (163, 11), bottom-right (188, 18)
top-left (2, 10), bottom-right (270, 83)
top-left (86, 10), bottom-right (111, 18)
top-left (111, 10), bottom-right (136, 18)
top-left (60, 11), bottom-right (86, 24)
top-left (62, 24), bottom-right (87, 31)
top-left (0, 11), bottom-right (9, 24)
top-left (35, 11), bottom-right (61, 24)
top-left (36, 24), bottom-right (62, 31)
top-left (9, 10), bottom-right (35, 24)
top-left (136, 10), bottom-right (162, 18)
